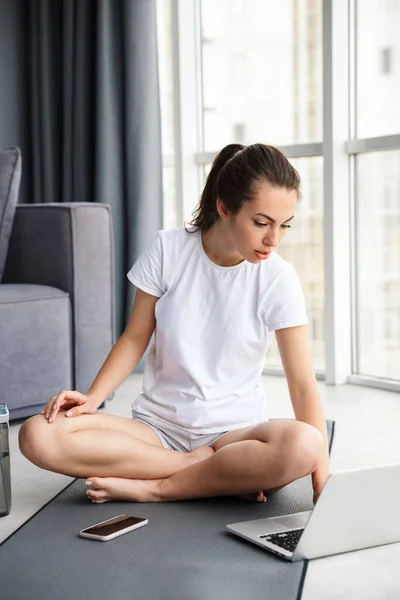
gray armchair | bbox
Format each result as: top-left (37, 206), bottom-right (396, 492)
top-left (0, 203), bottom-right (115, 420)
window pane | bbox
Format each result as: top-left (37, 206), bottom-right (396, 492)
top-left (156, 0), bottom-right (178, 228)
top-left (162, 167), bottom-right (177, 230)
top-left (266, 157), bottom-right (325, 371)
top-left (200, 0), bottom-right (322, 150)
top-left (355, 150), bottom-right (400, 380)
top-left (356, 0), bottom-right (400, 137)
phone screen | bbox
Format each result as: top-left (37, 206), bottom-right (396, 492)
top-left (82, 515), bottom-right (146, 536)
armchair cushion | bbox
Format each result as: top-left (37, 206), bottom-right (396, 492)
top-left (0, 284), bottom-right (72, 418)
top-left (0, 147), bottom-right (22, 281)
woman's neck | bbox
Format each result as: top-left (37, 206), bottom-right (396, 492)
top-left (200, 221), bottom-right (244, 267)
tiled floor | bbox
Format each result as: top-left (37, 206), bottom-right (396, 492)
top-left (1, 374), bottom-right (400, 599)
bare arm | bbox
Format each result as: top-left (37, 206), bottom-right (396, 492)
top-left (86, 288), bottom-right (158, 405)
top-left (275, 325), bottom-right (331, 499)
top-left (44, 288), bottom-right (158, 420)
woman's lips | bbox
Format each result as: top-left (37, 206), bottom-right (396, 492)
top-left (255, 250), bottom-right (271, 260)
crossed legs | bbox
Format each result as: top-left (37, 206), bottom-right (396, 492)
top-left (19, 413), bottom-right (323, 503)
top-left (18, 412), bottom-right (212, 479)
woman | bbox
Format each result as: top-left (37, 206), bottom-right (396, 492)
top-left (19, 143), bottom-right (330, 505)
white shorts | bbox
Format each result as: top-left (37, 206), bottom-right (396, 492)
top-left (132, 410), bottom-right (228, 452)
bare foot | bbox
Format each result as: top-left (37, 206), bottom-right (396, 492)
top-left (237, 491), bottom-right (267, 503)
top-left (85, 476), bottom-right (162, 503)
top-left (84, 446), bottom-right (215, 504)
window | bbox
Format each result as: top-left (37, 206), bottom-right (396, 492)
top-left (354, 150), bottom-right (400, 380)
top-left (228, 0), bottom-right (246, 18)
top-left (157, 0), bottom-right (400, 389)
top-left (233, 123), bottom-right (246, 143)
top-left (156, 0), bottom-right (178, 230)
top-left (352, 0), bottom-right (400, 383)
top-left (200, 0), bottom-right (323, 150)
top-left (384, 183), bottom-right (395, 212)
top-left (356, 0), bottom-right (400, 137)
top-left (380, 47), bottom-right (394, 75)
top-left (229, 55), bottom-right (247, 88)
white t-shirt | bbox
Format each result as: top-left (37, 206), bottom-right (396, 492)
top-left (127, 227), bottom-right (307, 434)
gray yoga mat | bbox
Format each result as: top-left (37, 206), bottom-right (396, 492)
top-left (1, 420), bottom-right (334, 600)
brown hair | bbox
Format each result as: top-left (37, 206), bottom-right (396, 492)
top-left (187, 143), bottom-right (301, 232)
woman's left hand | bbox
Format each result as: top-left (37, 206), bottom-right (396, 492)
top-left (312, 470), bottom-right (330, 504)
top-left (312, 482), bottom-right (324, 504)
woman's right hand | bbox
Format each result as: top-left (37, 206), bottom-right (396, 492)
top-left (41, 390), bottom-right (101, 423)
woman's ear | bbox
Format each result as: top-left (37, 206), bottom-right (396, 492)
top-left (216, 197), bottom-right (229, 219)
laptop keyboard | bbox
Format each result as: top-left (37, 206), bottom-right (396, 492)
top-left (259, 528), bottom-right (304, 553)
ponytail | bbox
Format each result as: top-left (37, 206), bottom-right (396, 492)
top-left (187, 143), bottom-right (300, 232)
top-left (187, 144), bottom-right (245, 232)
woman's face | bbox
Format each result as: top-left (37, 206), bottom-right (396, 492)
top-left (222, 181), bottom-right (298, 264)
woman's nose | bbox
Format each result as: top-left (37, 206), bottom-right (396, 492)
top-left (263, 228), bottom-right (279, 248)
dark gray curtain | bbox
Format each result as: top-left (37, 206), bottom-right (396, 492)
top-left (26, 0), bottom-right (163, 336)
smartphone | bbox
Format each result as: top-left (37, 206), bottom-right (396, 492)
top-left (79, 514), bottom-right (148, 541)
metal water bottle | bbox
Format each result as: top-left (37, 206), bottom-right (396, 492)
top-left (0, 404), bottom-right (11, 517)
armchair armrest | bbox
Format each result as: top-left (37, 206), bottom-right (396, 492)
top-left (3, 203), bottom-right (115, 393)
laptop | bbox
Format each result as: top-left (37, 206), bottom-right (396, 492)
top-left (226, 463), bottom-right (400, 561)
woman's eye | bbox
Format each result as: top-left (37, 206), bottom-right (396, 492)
top-left (254, 221), bottom-right (291, 229)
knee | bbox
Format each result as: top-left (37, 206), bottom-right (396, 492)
top-left (284, 421), bottom-right (324, 475)
top-left (19, 415), bottom-right (54, 468)
top-left (273, 421), bottom-right (323, 483)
